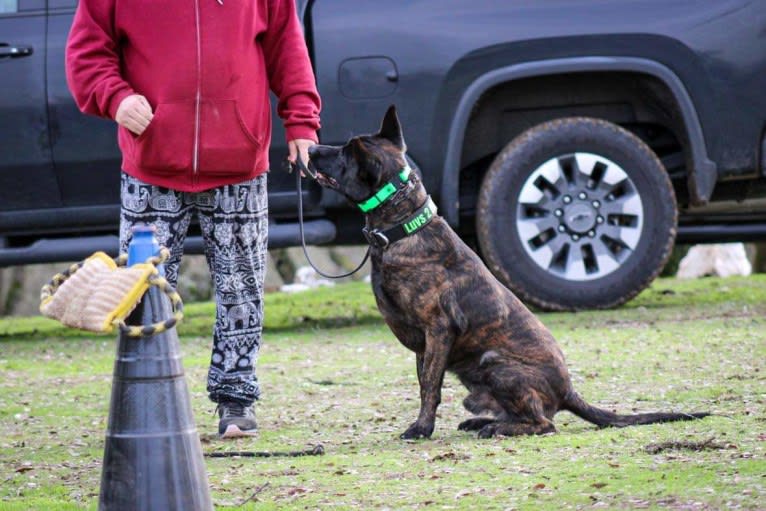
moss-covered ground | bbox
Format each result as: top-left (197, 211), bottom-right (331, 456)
top-left (1, 276), bottom-right (764, 510)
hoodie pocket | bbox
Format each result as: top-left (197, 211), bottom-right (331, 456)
top-left (197, 99), bottom-right (261, 175)
top-left (132, 102), bottom-right (195, 172)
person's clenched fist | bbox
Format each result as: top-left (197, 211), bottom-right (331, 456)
top-left (115, 94), bottom-right (154, 136)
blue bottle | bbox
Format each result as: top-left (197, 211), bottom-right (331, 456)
top-left (127, 224), bottom-right (164, 275)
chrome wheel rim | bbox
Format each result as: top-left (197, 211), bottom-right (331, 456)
top-left (515, 153), bottom-right (644, 281)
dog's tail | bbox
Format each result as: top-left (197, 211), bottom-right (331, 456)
top-left (562, 391), bottom-right (709, 428)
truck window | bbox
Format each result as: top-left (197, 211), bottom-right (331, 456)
top-left (0, 0), bottom-right (17, 13)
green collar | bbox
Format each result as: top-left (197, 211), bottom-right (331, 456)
top-left (357, 166), bottom-right (411, 213)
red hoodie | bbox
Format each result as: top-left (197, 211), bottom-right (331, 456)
top-left (66, 0), bottom-right (321, 192)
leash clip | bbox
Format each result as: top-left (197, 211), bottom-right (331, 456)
top-left (362, 227), bottom-right (389, 249)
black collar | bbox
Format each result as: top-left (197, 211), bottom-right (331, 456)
top-left (362, 196), bottom-right (437, 250)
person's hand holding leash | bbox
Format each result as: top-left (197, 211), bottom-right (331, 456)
top-left (288, 138), bottom-right (316, 177)
top-left (115, 94), bottom-right (153, 136)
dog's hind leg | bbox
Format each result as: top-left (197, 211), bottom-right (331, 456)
top-left (458, 386), bottom-right (506, 432)
top-left (458, 417), bottom-right (497, 431)
top-left (478, 419), bottom-right (556, 438)
top-left (477, 366), bottom-right (557, 438)
top-left (477, 390), bottom-right (556, 438)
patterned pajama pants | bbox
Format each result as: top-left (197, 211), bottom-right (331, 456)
top-left (119, 172), bottom-right (268, 405)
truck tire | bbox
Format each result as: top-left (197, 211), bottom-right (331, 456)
top-left (476, 117), bottom-right (677, 311)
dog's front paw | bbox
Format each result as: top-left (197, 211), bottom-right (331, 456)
top-left (400, 422), bottom-right (434, 440)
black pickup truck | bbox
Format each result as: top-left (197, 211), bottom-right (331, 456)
top-left (2, 0), bottom-right (765, 310)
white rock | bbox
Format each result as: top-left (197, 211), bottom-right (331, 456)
top-left (677, 243), bottom-right (752, 279)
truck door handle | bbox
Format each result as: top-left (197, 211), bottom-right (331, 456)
top-left (0, 44), bottom-right (34, 58)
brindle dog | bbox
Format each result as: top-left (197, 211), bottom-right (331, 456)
top-left (307, 106), bottom-right (708, 439)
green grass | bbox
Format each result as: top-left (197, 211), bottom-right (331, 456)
top-left (1, 276), bottom-right (765, 509)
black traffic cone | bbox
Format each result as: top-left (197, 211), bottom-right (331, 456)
top-left (98, 254), bottom-right (212, 509)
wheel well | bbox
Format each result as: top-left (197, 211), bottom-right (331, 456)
top-left (457, 71), bottom-right (691, 225)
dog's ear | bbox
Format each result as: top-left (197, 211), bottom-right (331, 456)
top-left (350, 138), bottom-right (368, 163)
top-left (378, 105), bottom-right (405, 150)
top-left (350, 138), bottom-right (382, 184)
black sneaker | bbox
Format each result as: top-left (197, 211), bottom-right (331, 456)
top-left (216, 401), bottom-right (258, 438)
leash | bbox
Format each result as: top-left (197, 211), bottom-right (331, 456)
top-left (290, 156), bottom-right (370, 279)
top-left (204, 444), bottom-right (325, 458)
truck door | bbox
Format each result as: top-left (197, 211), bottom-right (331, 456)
top-left (0, 0), bottom-right (60, 211)
top-left (47, 0), bottom-right (121, 208)
top-left (265, 0), bottom-right (323, 218)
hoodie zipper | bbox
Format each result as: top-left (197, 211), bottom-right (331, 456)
top-left (192, 0), bottom-right (202, 180)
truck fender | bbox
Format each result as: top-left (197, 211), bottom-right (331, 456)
top-left (440, 56), bottom-right (717, 227)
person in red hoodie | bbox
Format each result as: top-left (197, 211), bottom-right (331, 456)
top-left (66, 0), bottom-right (321, 438)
